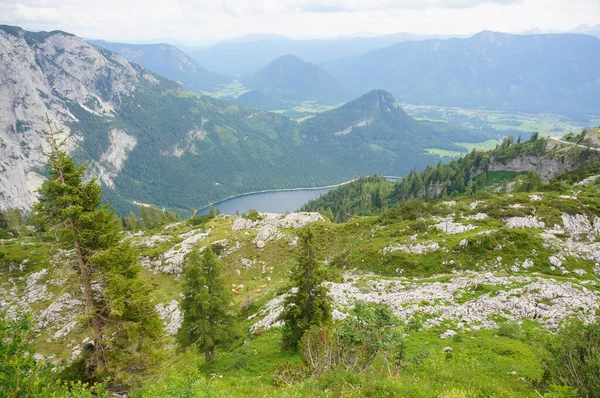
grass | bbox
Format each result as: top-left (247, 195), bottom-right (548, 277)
top-left (402, 103), bottom-right (596, 138)
top-left (426, 148), bottom-right (464, 157)
top-left (133, 324), bottom-right (546, 397)
top-left (456, 139), bottom-right (500, 151)
top-left (291, 102), bottom-right (341, 114)
top-left (3, 171), bottom-right (600, 396)
top-left (202, 80), bottom-right (250, 99)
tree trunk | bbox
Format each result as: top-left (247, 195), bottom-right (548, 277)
top-left (306, 244), bottom-right (313, 324)
top-left (205, 346), bottom-right (215, 362)
top-left (71, 222), bottom-right (103, 374)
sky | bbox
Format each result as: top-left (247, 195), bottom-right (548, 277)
top-left (1, 0), bottom-right (599, 45)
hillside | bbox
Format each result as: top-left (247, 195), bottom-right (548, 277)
top-left (303, 132), bottom-right (600, 221)
top-left (325, 31), bottom-right (600, 116)
top-left (2, 146), bottom-right (600, 396)
top-left (0, 25), bottom-right (491, 215)
top-left (298, 89), bottom-right (491, 152)
top-left (87, 40), bottom-right (229, 92)
top-left (237, 54), bottom-right (350, 109)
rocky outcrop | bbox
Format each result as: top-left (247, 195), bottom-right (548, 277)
top-left (90, 129), bottom-right (137, 189)
top-left (252, 272), bottom-right (600, 332)
top-left (381, 242), bottom-right (442, 255)
top-left (232, 212), bottom-right (324, 249)
top-left (434, 217), bottom-right (475, 234)
top-left (333, 117), bottom-right (374, 136)
top-left (504, 216), bottom-right (545, 229)
top-left (0, 26), bottom-right (139, 210)
top-left (156, 300), bottom-right (183, 336)
top-left (159, 227), bottom-right (212, 274)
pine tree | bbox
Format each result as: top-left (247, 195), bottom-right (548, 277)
top-left (121, 211), bottom-right (141, 231)
top-left (139, 205), bottom-right (161, 229)
top-left (465, 178), bottom-right (476, 196)
top-left (33, 119), bottom-right (163, 383)
top-left (281, 227), bottom-right (332, 349)
top-left (178, 247), bottom-right (237, 361)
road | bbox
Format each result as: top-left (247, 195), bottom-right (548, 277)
top-left (549, 137), bottom-right (600, 152)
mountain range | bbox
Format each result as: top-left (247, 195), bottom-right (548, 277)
top-left (0, 25), bottom-right (491, 215)
top-left (87, 40), bottom-right (227, 92)
top-left (237, 54), bottom-right (351, 109)
top-left (87, 31), bottom-right (600, 117)
top-left (324, 31), bottom-right (600, 116)
top-left (188, 32), bottom-right (444, 75)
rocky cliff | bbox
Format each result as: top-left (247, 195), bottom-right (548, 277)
top-left (0, 25), bottom-right (140, 210)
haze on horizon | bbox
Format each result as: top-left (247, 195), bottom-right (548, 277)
top-left (1, 0), bottom-right (599, 46)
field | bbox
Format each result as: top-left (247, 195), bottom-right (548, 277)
top-left (402, 103), bottom-right (596, 138)
top-left (456, 139), bottom-right (501, 151)
top-left (202, 80), bottom-right (250, 99)
top-left (426, 148), bottom-right (464, 157)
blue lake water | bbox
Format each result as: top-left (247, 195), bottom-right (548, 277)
top-left (197, 187), bottom-right (334, 215)
top-left (197, 177), bottom-right (402, 215)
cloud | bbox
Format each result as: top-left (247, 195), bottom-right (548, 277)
top-left (294, 0), bottom-right (525, 13)
top-left (0, 0), bottom-right (598, 44)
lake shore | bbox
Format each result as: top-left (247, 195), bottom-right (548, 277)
top-left (198, 176), bottom-right (403, 214)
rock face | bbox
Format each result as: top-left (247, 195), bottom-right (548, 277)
top-left (232, 212), bottom-right (324, 249)
top-left (156, 300), bottom-right (183, 336)
top-left (89, 129), bottom-right (137, 189)
top-left (0, 26), bottom-right (139, 210)
top-left (253, 272), bottom-right (600, 332)
top-left (504, 216), bottom-right (545, 229)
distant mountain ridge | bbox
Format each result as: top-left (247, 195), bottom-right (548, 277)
top-left (237, 54), bottom-right (351, 109)
top-left (189, 32), bottom-right (444, 75)
top-left (325, 31), bottom-right (600, 116)
top-left (88, 40), bottom-right (228, 92)
top-left (0, 25), bottom-right (492, 215)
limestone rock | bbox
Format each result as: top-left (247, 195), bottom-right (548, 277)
top-left (440, 330), bottom-right (457, 339)
top-left (504, 216), bottom-right (545, 229)
top-left (156, 300), bottom-right (182, 336)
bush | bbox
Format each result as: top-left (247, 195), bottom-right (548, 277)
top-left (542, 317), bottom-right (600, 397)
top-left (497, 322), bottom-right (523, 339)
top-left (270, 362), bottom-right (308, 386)
top-left (243, 208), bottom-right (263, 221)
top-left (299, 303), bottom-right (405, 376)
top-left (187, 213), bottom-right (214, 226)
top-left (0, 312), bottom-right (110, 397)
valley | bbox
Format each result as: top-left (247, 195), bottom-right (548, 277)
top-left (1, 6), bottom-right (600, 397)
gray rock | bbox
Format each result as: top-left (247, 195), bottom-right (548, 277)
top-left (440, 330), bottom-right (457, 339)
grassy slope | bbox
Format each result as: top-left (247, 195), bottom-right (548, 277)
top-left (2, 164), bottom-right (600, 396)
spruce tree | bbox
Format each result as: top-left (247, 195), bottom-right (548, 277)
top-left (281, 227), bottom-right (332, 349)
top-left (33, 119), bottom-right (163, 383)
top-left (178, 247), bottom-right (236, 361)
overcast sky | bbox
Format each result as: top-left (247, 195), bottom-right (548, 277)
top-left (1, 0), bottom-right (599, 45)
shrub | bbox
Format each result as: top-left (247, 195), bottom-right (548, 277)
top-left (497, 322), bottom-right (523, 339)
top-left (299, 303), bottom-right (405, 376)
top-left (187, 213), bottom-right (214, 226)
top-left (243, 208), bottom-right (263, 221)
top-left (542, 317), bottom-right (600, 397)
top-left (270, 362), bottom-right (308, 386)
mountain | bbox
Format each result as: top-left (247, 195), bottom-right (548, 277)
top-left (298, 89), bottom-right (488, 147)
top-left (570, 24), bottom-right (600, 38)
top-left (0, 25), bottom-right (491, 215)
top-left (237, 54), bottom-right (350, 109)
top-left (87, 40), bottom-right (229, 92)
top-left (189, 33), bottom-right (444, 75)
top-left (325, 31), bottom-right (600, 116)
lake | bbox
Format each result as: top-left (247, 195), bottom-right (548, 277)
top-left (197, 187), bottom-right (334, 215)
top-left (197, 176), bottom-right (402, 215)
